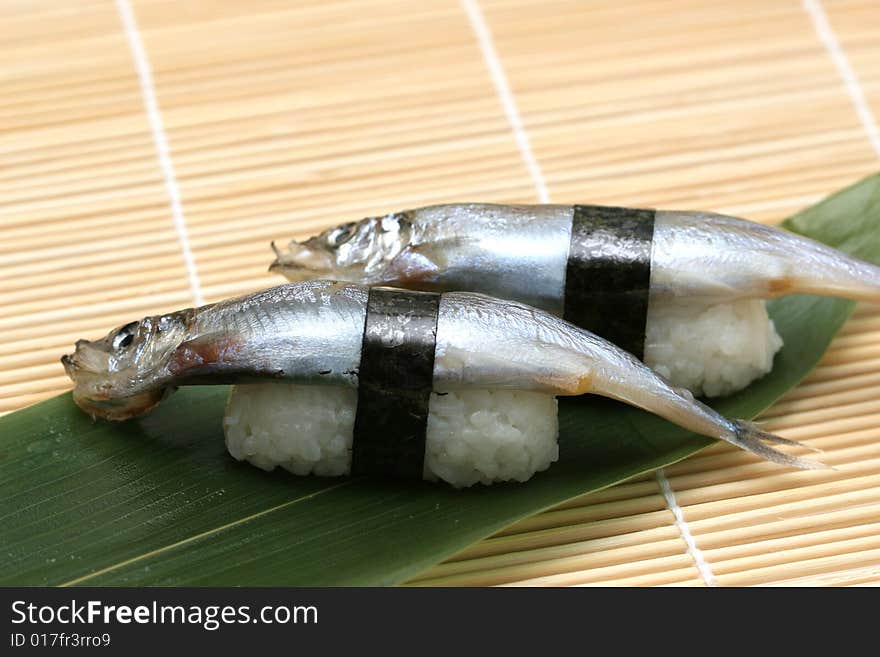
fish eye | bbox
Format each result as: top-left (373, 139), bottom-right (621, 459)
top-left (328, 223), bottom-right (356, 247)
top-left (112, 322), bottom-right (138, 350)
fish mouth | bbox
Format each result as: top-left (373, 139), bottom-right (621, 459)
top-left (269, 240), bottom-right (335, 279)
top-left (71, 387), bottom-right (170, 421)
top-left (61, 338), bottom-right (108, 380)
top-left (61, 348), bottom-right (94, 381)
top-left (61, 352), bottom-right (77, 379)
top-left (62, 342), bottom-right (168, 420)
top-left (63, 351), bottom-right (169, 420)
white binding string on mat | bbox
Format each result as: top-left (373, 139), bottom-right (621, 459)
top-left (460, 0), bottom-right (549, 204)
top-left (115, 0), bottom-right (204, 307)
top-left (656, 470), bottom-right (717, 587)
top-left (461, 0), bottom-right (715, 586)
top-left (804, 0), bottom-right (880, 158)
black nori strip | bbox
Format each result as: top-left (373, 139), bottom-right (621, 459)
top-left (563, 205), bottom-right (656, 360)
top-left (351, 287), bottom-right (441, 478)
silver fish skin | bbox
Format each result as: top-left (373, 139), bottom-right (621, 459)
top-left (62, 280), bottom-right (822, 469)
top-left (270, 204), bottom-right (880, 309)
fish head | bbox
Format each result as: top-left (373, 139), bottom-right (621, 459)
top-left (269, 212), bottom-right (417, 285)
top-left (61, 312), bottom-right (191, 420)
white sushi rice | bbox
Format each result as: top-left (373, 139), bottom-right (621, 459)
top-left (224, 384), bottom-right (559, 488)
top-left (644, 298), bottom-right (783, 398)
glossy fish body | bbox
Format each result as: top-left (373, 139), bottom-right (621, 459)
top-left (270, 203), bottom-right (880, 309)
top-left (63, 281), bottom-right (821, 469)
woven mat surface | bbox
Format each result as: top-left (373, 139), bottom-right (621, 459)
top-left (2, 0), bottom-right (879, 586)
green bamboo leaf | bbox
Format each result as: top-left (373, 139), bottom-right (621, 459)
top-left (1, 174), bottom-right (878, 586)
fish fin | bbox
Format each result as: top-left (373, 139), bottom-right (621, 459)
top-left (168, 333), bottom-right (241, 377)
top-left (384, 246), bottom-right (441, 284)
top-left (728, 420), bottom-right (830, 470)
top-left (736, 420), bottom-right (823, 453)
top-left (532, 372), bottom-right (592, 395)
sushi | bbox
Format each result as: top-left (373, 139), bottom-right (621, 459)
top-left (269, 204), bottom-right (880, 397)
top-left (62, 280), bottom-right (822, 487)
top-left (225, 384), bottom-right (559, 487)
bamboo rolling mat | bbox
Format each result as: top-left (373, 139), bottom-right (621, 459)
top-left (2, 0), bottom-right (879, 586)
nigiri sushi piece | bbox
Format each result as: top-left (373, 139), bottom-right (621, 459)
top-left (269, 204), bottom-right (880, 396)
top-left (224, 384), bottom-right (560, 487)
top-left (61, 281), bottom-right (822, 487)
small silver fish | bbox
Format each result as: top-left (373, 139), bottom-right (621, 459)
top-left (62, 281), bottom-right (822, 469)
top-left (269, 204), bottom-right (880, 313)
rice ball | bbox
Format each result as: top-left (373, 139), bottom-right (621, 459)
top-left (644, 298), bottom-right (783, 398)
top-left (224, 384), bottom-right (559, 488)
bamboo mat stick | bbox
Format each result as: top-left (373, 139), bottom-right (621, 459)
top-left (2, 0), bottom-right (879, 587)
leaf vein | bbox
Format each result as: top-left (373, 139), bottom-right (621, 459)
top-left (58, 479), bottom-right (357, 586)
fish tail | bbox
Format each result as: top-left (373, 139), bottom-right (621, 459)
top-left (587, 352), bottom-right (828, 470)
top-left (723, 420), bottom-right (829, 470)
top-left (734, 420), bottom-right (822, 452)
